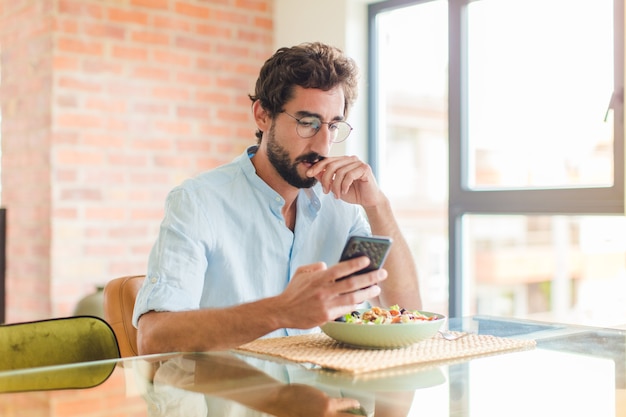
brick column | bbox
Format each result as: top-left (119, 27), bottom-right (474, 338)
top-left (1, 0), bottom-right (273, 322)
top-left (0, 0), bottom-right (54, 320)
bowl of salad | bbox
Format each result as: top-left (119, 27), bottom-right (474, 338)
top-left (320, 305), bottom-right (445, 349)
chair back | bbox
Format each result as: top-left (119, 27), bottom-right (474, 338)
top-left (103, 275), bottom-right (145, 357)
top-left (0, 316), bottom-right (120, 392)
top-left (0, 315), bottom-right (120, 371)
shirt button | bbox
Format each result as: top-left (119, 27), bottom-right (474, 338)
top-left (150, 276), bottom-right (157, 284)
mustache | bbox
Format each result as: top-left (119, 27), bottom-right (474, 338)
top-left (296, 153), bottom-right (326, 165)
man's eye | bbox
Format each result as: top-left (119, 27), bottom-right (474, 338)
top-left (328, 123), bottom-right (339, 132)
top-left (299, 118), bottom-right (320, 129)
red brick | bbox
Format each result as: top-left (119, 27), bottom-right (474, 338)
top-left (58, 76), bottom-right (102, 93)
top-left (85, 98), bottom-right (127, 113)
top-left (54, 17), bottom-right (79, 34)
top-left (60, 188), bottom-right (102, 201)
top-left (174, 35), bottom-right (213, 52)
top-left (56, 149), bottom-right (106, 165)
top-left (195, 91), bottom-right (231, 104)
top-left (177, 139), bottom-right (212, 152)
top-left (84, 171), bottom-right (125, 183)
top-left (131, 0), bottom-right (170, 10)
top-left (131, 30), bottom-right (169, 45)
top-left (107, 153), bottom-right (149, 166)
top-left (53, 55), bottom-right (81, 71)
top-left (215, 44), bottom-right (250, 59)
top-left (83, 59), bottom-right (125, 74)
top-left (176, 105), bottom-right (210, 119)
top-left (196, 23), bottom-right (231, 38)
top-left (84, 207), bottom-right (127, 221)
top-left (216, 141), bottom-right (240, 155)
top-left (239, 29), bottom-right (272, 44)
top-left (154, 155), bottom-right (194, 168)
top-left (131, 138), bottom-right (173, 151)
top-left (214, 9), bottom-right (249, 24)
top-left (56, 94), bottom-right (78, 107)
top-left (176, 70), bottom-right (213, 86)
top-left (235, 0), bottom-right (270, 12)
top-left (108, 7), bottom-right (149, 25)
top-left (133, 101), bottom-right (170, 115)
top-left (254, 16), bottom-right (273, 30)
top-left (152, 49), bottom-right (192, 66)
top-left (154, 119), bottom-right (192, 135)
top-left (131, 65), bottom-right (171, 81)
top-left (83, 22), bottom-right (127, 39)
top-left (85, 244), bottom-right (127, 256)
top-left (195, 57), bottom-right (221, 71)
top-left (55, 113), bottom-right (103, 129)
top-left (82, 133), bottom-right (126, 147)
top-left (199, 123), bottom-right (232, 137)
top-left (130, 172), bottom-right (171, 184)
top-left (57, 37), bottom-right (105, 55)
top-left (151, 85), bottom-right (191, 101)
top-left (111, 44), bottom-right (149, 60)
top-left (108, 225), bottom-right (149, 239)
top-left (58, 0), bottom-right (104, 19)
top-left (175, 2), bottom-right (212, 19)
top-left (105, 118), bottom-right (131, 132)
top-left (152, 15), bottom-right (192, 31)
top-left (215, 75), bottom-right (251, 90)
top-left (131, 208), bottom-right (166, 220)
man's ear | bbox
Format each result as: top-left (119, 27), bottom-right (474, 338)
top-left (252, 101), bottom-right (271, 131)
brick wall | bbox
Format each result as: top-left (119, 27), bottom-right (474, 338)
top-left (0, 0), bottom-right (54, 321)
top-left (0, 0), bottom-right (274, 321)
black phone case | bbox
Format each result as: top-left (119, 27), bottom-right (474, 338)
top-left (339, 235), bottom-right (392, 275)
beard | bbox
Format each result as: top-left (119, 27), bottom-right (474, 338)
top-left (266, 123), bottom-right (323, 189)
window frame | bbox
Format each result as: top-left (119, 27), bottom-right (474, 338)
top-left (368, 0), bottom-right (625, 317)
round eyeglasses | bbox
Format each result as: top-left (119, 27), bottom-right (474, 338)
top-left (282, 111), bottom-right (353, 143)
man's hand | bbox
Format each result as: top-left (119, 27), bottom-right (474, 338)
top-left (306, 155), bottom-right (384, 208)
top-left (275, 258), bottom-right (388, 330)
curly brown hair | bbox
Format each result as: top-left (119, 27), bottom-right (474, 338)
top-left (249, 42), bottom-right (359, 143)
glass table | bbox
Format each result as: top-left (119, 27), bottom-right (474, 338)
top-left (0, 316), bottom-right (624, 417)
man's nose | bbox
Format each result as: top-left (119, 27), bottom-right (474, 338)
top-left (314, 124), bottom-right (336, 145)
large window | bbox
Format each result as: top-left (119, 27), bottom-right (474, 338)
top-left (370, 0), bottom-right (626, 326)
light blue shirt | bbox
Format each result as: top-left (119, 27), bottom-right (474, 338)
top-left (132, 146), bottom-right (371, 338)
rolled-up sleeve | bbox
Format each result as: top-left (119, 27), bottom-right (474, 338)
top-left (133, 187), bottom-right (210, 327)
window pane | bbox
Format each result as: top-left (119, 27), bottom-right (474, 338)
top-left (375, 1), bottom-right (449, 313)
top-left (464, 214), bottom-right (626, 327)
top-left (467, 0), bottom-right (614, 190)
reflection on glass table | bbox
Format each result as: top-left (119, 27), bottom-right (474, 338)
top-left (0, 316), bottom-right (624, 417)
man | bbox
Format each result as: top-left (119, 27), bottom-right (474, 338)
top-left (133, 42), bottom-right (421, 355)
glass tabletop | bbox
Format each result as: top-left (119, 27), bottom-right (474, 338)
top-left (1, 316), bottom-right (624, 417)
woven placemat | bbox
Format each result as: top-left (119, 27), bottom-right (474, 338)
top-left (236, 332), bottom-right (536, 374)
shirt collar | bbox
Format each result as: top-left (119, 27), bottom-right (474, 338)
top-left (239, 145), bottom-right (322, 219)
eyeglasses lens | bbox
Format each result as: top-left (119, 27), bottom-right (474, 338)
top-left (296, 117), bottom-right (352, 143)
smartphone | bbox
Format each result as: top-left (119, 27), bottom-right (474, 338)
top-left (338, 235), bottom-right (393, 278)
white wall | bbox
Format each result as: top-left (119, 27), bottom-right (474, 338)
top-left (273, 0), bottom-right (372, 159)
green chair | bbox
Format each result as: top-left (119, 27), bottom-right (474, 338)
top-left (0, 316), bottom-right (120, 392)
